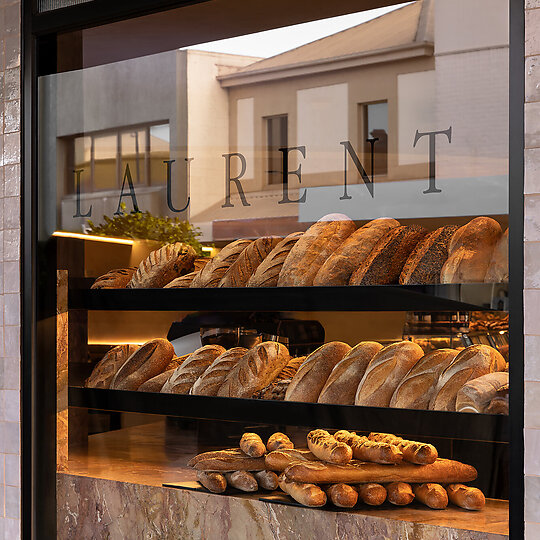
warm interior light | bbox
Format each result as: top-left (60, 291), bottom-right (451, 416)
top-left (88, 341), bottom-right (145, 346)
top-left (52, 231), bottom-right (134, 245)
top-left (201, 246), bottom-right (213, 253)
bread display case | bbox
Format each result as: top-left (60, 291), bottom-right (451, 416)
top-left (28, 0), bottom-right (520, 537)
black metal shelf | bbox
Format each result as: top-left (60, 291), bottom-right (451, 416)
top-left (69, 279), bottom-right (507, 312)
top-left (69, 386), bottom-right (509, 443)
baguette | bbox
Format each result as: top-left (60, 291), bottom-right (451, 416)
top-left (278, 473), bottom-right (327, 507)
top-left (429, 345), bottom-right (506, 411)
top-left (455, 372), bottom-right (509, 413)
top-left (285, 342), bottom-right (352, 403)
top-left (367, 433), bottom-right (438, 465)
top-left (333, 430), bottom-right (403, 464)
top-left (267, 432), bottom-right (294, 452)
top-left (307, 429), bottom-right (352, 465)
top-left (91, 267), bottom-right (136, 289)
top-left (317, 342), bottom-right (383, 405)
top-left (191, 347), bottom-right (248, 396)
top-left (412, 483), bottom-right (448, 509)
top-left (355, 341), bottom-right (424, 407)
top-left (161, 345), bottom-right (226, 394)
top-left (85, 344), bottom-right (139, 389)
top-left (313, 218), bottom-right (400, 286)
top-left (284, 458), bottom-right (476, 484)
top-left (389, 349), bottom-right (459, 410)
top-left (193, 456), bottom-right (266, 472)
top-left (265, 449), bottom-right (318, 472)
top-left (355, 483), bottom-right (387, 506)
top-left (240, 433), bottom-right (266, 458)
top-left (446, 483), bottom-right (486, 510)
top-left (225, 471), bottom-right (258, 492)
top-left (110, 339), bottom-right (174, 391)
top-left (188, 448), bottom-right (246, 468)
top-left (247, 232), bottom-right (303, 287)
top-left (254, 470), bottom-right (279, 491)
top-left (325, 483), bottom-right (358, 508)
top-left (197, 471), bottom-right (227, 494)
top-left (137, 368), bottom-right (175, 393)
top-left (278, 214), bottom-right (356, 287)
top-left (485, 228), bottom-right (509, 283)
top-left (386, 482), bottom-right (414, 506)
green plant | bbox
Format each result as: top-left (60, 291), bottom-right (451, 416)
top-left (86, 204), bottom-right (205, 255)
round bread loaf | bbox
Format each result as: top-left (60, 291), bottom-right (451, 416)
top-left (91, 268), bottom-right (137, 289)
top-left (484, 228), bottom-right (509, 283)
top-left (85, 344), bottom-right (140, 388)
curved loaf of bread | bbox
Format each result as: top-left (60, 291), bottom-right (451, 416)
top-left (455, 371), bottom-right (509, 413)
top-left (247, 232), bottom-right (303, 287)
top-left (85, 344), bottom-right (140, 388)
top-left (164, 271), bottom-right (199, 288)
top-left (307, 429), bottom-right (352, 465)
top-left (278, 214), bottom-right (355, 287)
top-left (91, 267), bottom-right (137, 289)
top-left (484, 228), bottom-right (509, 283)
top-left (217, 341), bottom-right (290, 398)
top-left (429, 345), bottom-right (506, 411)
top-left (313, 218), bottom-right (400, 286)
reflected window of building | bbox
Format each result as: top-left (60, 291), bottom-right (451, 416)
top-left (67, 122), bottom-right (170, 193)
top-left (266, 114), bottom-right (288, 185)
top-left (362, 101), bottom-right (388, 177)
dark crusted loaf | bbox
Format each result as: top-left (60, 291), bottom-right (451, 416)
top-left (91, 268), bottom-right (137, 289)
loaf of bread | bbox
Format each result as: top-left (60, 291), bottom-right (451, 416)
top-left (355, 341), bottom-right (424, 407)
top-left (267, 432), bottom-right (294, 452)
top-left (313, 218), bottom-right (400, 286)
top-left (225, 471), bottom-right (258, 492)
top-left (128, 243), bottom-right (196, 288)
top-left (333, 430), bottom-right (403, 464)
top-left (275, 357), bottom-right (306, 381)
top-left (413, 483), bottom-right (448, 509)
top-left (485, 393), bottom-right (509, 414)
top-left (278, 214), bottom-right (356, 287)
top-left (349, 225), bottom-right (428, 285)
top-left (110, 339), bottom-right (174, 391)
top-left (191, 347), bottom-right (247, 396)
top-left (191, 239), bottom-right (252, 288)
top-left (284, 458), bottom-right (477, 485)
top-left (265, 449), bottom-right (318, 472)
top-left (285, 342), bottom-right (352, 403)
top-left (367, 433), bottom-right (438, 465)
top-left (217, 341), bottom-right (290, 398)
top-left (389, 349), bottom-right (459, 409)
top-left (386, 482), bottom-right (414, 506)
top-left (429, 345), bottom-right (506, 411)
top-left (485, 228), bottom-right (509, 282)
top-left (91, 268), bottom-right (136, 289)
top-left (278, 473), bottom-right (327, 507)
top-left (455, 371), bottom-right (509, 413)
top-left (325, 483), bottom-right (358, 508)
top-left (247, 232), bottom-right (303, 287)
top-left (194, 257), bottom-right (211, 272)
top-left (164, 271), bottom-right (199, 288)
top-left (193, 455), bottom-right (266, 472)
top-left (253, 379), bottom-right (290, 400)
top-left (307, 429), bottom-right (352, 465)
top-left (240, 433), bottom-right (266, 458)
top-left (440, 217), bottom-right (502, 283)
top-left (219, 237), bottom-right (281, 287)
top-left (188, 448), bottom-right (246, 468)
top-left (446, 484), bottom-right (486, 510)
top-left (399, 226), bottom-right (458, 285)
top-left (254, 470), bottom-right (279, 490)
top-left (137, 368), bottom-right (175, 393)
top-left (161, 345), bottom-right (225, 394)
top-left (166, 354), bottom-right (189, 371)
top-left (318, 342), bottom-right (383, 405)
top-left (197, 471), bottom-right (227, 493)
top-left (85, 344), bottom-right (139, 389)
top-left (355, 483), bottom-right (387, 506)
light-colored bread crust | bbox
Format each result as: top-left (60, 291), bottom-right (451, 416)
top-left (285, 342), bottom-right (352, 403)
top-left (240, 433), bottom-right (266, 458)
top-left (313, 218), bottom-right (400, 286)
top-left (278, 214), bottom-right (356, 287)
top-left (267, 433), bottom-right (294, 452)
top-left (446, 484), bottom-right (486, 510)
top-left (429, 345), bottom-right (506, 411)
top-left (247, 232), bottom-right (303, 287)
top-left (355, 483), bottom-right (387, 505)
top-left (188, 448), bottom-right (246, 468)
top-left (91, 268), bottom-right (136, 289)
top-left (254, 470), bottom-right (279, 490)
top-left (455, 371), bottom-right (509, 413)
top-left (197, 471), bottom-right (227, 493)
top-left (278, 473), bottom-right (327, 507)
top-left (164, 271), bottom-right (198, 288)
top-left (85, 344), bottom-right (139, 389)
top-left (217, 341), bottom-right (290, 398)
top-left (225, 471), bottom-right (258, 492)
top-left (193, 456), bottom-right (266, 472)
top-left (333, 430), bottom-right (403, 465)
top-left (318, 342), bottom-right (383, 405)
top-left (399, 226), bottom-right (458, 285)
top-left (368, 433), bottom-right (438, 465)
top-left (412, 483), bottom-right (448, 509)
top-left (307, 429), bottom-right (352, 465)
top-left (386, 482), bottom-right (415, 506)
top-left (355, 341), bottom-right (424, 407)
top-left (485, 228), bottom-right (509, 282)
top-left (389, 348), bottom-right (459, 409)
top-left (275, 357), bottom-right (306, 381)
top-left (325, 483), bottom-right (358, 508)
top-left (128, 243), bottom-right (196, 288)
top-left (265, 449), bottom-right (318, 472)
top-left (161, 345), bottom-right (225, 394)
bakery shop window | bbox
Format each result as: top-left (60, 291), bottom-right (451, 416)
top-left (266, 114), bottom-right (288, 185)
top-left (362, 101), bottom-right (388, 178)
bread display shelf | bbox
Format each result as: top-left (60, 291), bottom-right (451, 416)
top-left (69, 278), bottom-right (507, 312)
top-left (68, 386), bottom-right (509, 442)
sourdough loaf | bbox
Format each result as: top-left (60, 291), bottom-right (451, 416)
top-left (275, 357), bottom-right (305, 381)
top-left (278, 214), bottom-right (355, 287)
top-left (429, 345), bottom-right (506, 411)
top-left (164, 272), bottom-right (198, 288)
top-left (91, 268), bottom-right (137, 289)
top-left (313, 218), bottom-right (400, 286)
top-left (355, 341), bottom-right (424, 407)
top-left (247, 232), bottom-right (303, 287)
top-left (455, 371), bottom-right (509, 413)
top-left (217, 341), bottom-right (290, 398)
top-left (137, 368), bottom-right (175, 393)
top-left (485, 228), bottom-right (509, 282)
top-left (285, 342), bottom-right (352, 403)
top-left (389, 348), bottom-right (459, 409)
top-left (128, 243), bottom-right (196, 288)
top-left (399, 226), bottom-right (458, 285)
top-left (85, 344), bottom-right (140, 389)
top-left (349, 225), bottom-right (428, 285)
top-left (317, 342), bottom-right (383, 405)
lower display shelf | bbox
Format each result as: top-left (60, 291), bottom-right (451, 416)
top-left (69, 386), bottom-right (509, 442)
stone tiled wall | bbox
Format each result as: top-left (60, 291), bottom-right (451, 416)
top-left (0, 0), bottom-right (21, 538)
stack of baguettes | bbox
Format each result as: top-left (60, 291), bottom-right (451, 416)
top-left (90, 213), bottom-right (509, 289)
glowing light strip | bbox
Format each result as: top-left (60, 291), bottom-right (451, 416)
top-left (201, 246), bottom-right (213, 253)
top-left (52, 231), bottom-right (134, 245)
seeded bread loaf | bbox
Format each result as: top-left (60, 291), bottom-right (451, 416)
top-left (314, 218), bottom-right (400, 286)
top-left (455, 371), bottom-right (509, 413)
top-left (247, 232), bottom-right (303, 287)
top-left (253, 379), bottom-right (290, 400)
top-left (278, 214), bottom-right (355, 287)
top-left (85, 344), bottom-right (140, 388)
top-left (217, 341), bottom-right (290, 398)
top-left (485, 228), bottom-right (509, 282)
top-left (219, 237), bottom-right (282, 287)
top-left (399, 226), bottom-right (458, 285)
top-left (350, 225), bottom-right (428, 285)
top-left (91, 268), bottom-right (137, 289)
